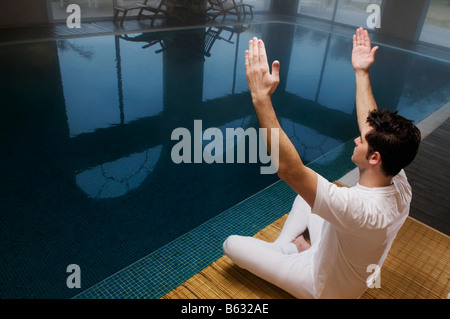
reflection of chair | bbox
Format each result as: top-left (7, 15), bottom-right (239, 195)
top-left (119, 33), bottom-right (166, 53)
top-left (204, 25), bottom-right (249, 58)
top-left (206, 0), bottom-right (253, 21)
top-left (204, 27), bottom-right (234, 57)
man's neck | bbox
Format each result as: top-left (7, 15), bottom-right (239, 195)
top-left (358, 169), bottom-right (393, 188)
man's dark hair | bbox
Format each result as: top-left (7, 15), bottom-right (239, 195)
top-left (365, 109), bottom-right (421, 176)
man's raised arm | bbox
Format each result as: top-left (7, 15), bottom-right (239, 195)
top-left (245, 37), bottom-right (318, 208)
top-left (352, 27), bottom-right (379, 133)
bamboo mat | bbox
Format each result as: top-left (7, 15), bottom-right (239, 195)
top-left (360, 216), bottom-right (450, 299)
top-left (163, 183), bottom-right (450, 299)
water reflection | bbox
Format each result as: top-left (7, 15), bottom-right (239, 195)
top-left (76, 145), bottom-right (162, 199)
top-left (58, 35), bottom-right (164, 137)
top-left (56, 23), bottom-right (361, 201)
top-left (280, 117), bottom-right (342, 163)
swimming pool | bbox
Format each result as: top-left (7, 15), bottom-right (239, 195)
top-left (1, 22), bottom-right (449, 298)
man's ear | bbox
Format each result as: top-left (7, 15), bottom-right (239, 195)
top-left (368, 151), bottom-right (382, 165)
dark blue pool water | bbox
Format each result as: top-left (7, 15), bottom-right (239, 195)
top-left (1, 22), bottom-right (449, 298)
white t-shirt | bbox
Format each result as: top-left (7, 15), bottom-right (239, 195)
top-left (311, 169), bottom-right (411, 298)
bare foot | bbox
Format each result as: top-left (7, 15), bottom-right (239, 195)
top-left (292, 233), bottom-right (311, 253)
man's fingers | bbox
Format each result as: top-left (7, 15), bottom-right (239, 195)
top-left (272, 60), bottom-right (280, 81)
top-left (248, 37), bottom-right (268, 66)
top-left (354, 27), bottom-right (374, 50)
top-left (248, 38), bottom-right (254, 64)
top-left (363, 29), bottom-right (371, 48)
top-left (258, 39), bottom-right (268, 66)
top-left (356, 28), bottom-right (361, 46)
top-left (253, 37), bottom-right (259, 63)
top-left (371, 45), bottom-right (379, 57)
top-left (245, 50), bottom-right (249, 69)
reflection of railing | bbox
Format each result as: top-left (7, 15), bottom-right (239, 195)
top-left (280, 117), bottom-right (341, 163)
top-left (76, 145), bottom-right (162, 199)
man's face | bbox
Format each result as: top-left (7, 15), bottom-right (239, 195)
top-left (351, 126), bottom-right (372, 168)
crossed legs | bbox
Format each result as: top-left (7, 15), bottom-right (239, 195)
top-left (223, 195), bottom-right (324, 298)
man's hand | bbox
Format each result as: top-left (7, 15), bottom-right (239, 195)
top-left (352, 27), bottom-right (378, 132)
top-left (352, 27), bottom-right (378, 73)
top-left (245, 37), bottom-right (280, 105)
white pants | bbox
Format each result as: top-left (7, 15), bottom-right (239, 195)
top-left (223, 195), bottom-right (325, 299)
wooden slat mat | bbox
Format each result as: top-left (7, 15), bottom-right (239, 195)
top-left (360, 216), bottom-right (450, 299)
top-left (163, 186), bottom-right (450, 299)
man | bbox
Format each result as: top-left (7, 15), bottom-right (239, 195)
top-left (223, 27), bottom-right (421, 299)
